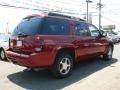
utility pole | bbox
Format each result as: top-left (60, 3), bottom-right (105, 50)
top-left (86, 0), bottom-right (93, 22)
top-left (99, 0), bottom-right (101, 30)
top-left (97, 0), bottom-right (103, 30)
top-left (6, 22), bottom-right (9, 34)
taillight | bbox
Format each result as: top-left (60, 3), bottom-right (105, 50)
top-left (10, 41), bottom-right (14, 48)
top-left (9, 39), bottom-right (16, 48)
top-left (35, 46), bottom-right (43, 52)
top-left (9, 39), bottom-right (13, 48)
top-left (34, 37), bottom-right (44, 52)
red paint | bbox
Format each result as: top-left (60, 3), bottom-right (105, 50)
top-left (6, 13), bottom-right (111, 69)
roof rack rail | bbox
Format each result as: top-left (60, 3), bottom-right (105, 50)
top-left (48, 12), bottom-right (85, 21)
top-left (48, 13), bottom-right (72, 18)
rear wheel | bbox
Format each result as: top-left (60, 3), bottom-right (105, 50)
top-left (51, 53), bottom-right (73, 78)
top-left (0, 49), bottom-right (6, 60)
top-left (103, 46), bottom-right (113, 60)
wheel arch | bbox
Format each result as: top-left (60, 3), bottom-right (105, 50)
top-left (109, 42), bottom-right (114, 50)
top-left (104, 42), bottom-right (114, 54)
top-left (55, 47), bottom-right (75, 63)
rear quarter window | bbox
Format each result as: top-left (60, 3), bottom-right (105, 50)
top-left (39, 17), bottom-right (70, 35)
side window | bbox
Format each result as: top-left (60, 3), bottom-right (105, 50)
top-left (40, 17), bottom-right (70, 35)
top-left (89, 24), bottom-right (100, 37)
top-left (74, 21), bottom-right (88, 36)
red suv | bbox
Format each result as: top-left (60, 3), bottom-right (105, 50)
top-left (6, 13), bottom-right (114, 78)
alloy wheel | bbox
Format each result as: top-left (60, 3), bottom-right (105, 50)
top-left (59, 57), bottom-right (71, 75)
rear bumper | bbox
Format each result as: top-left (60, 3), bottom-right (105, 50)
top-left (6, 51), bottom-right (54, 68)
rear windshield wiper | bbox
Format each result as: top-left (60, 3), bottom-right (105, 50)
top-left (17, 32), bottom-right (29, 37)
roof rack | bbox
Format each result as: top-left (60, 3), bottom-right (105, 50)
top-left (48, 12), bottom-right (85, 21)
top-left (48, 13), bottom-right (72, 18)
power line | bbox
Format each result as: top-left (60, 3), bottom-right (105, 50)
top-left (0, 3), bottom-right (48, 12)
top-left (0, 1), bottom-right (96, 15)
top-left (52, 0), bottom-right (85, 6)
top-left (0, 3), bottom-right (85, 16)
top-left (1, 1), bottom-right (120, 25)
top-left (102, 16), bottom-right (120, 25)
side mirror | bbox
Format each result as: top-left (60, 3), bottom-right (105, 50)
top-left (100, 30), bottom-right (107, 37)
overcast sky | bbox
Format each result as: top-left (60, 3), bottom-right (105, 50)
top-left (0, 0), bottom-right (120, 33)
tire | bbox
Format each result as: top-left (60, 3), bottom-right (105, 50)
top-left (51, 53), bottom-right (73, 78)
top-left (0, 49), bottom-right (6, 60)
top-left (103, 46), bottom-right (113, 60)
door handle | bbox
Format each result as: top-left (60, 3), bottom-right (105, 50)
top-left (84, 43), bottom-right (89, 46)
top-left (73, 40), bottom-right (78, 44)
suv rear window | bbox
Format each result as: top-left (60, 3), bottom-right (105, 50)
top-left (12, 16), bottom-right (42, 36)
top-left (12, 16), bottom-right (70, 36)
top-left (39, 17), bottom-right (70, 35)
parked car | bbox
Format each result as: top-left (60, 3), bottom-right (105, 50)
top-left (0, 34), bottom-right (11, 60)
top-left (114, 31), bottom-right (120, 42)
top-left (106, 32), bottom-right (120, 44)
top-left (6, 13), bottom-right (114, 78)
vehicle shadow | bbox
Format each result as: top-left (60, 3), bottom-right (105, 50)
top-left (7, 58), bottom-right (118, 90)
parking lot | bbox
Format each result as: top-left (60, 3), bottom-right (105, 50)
top-left (0, 44), bottom-right (120, 90)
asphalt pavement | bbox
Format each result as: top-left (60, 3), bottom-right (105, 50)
top-left (0, 44), bottom-right (120, 90)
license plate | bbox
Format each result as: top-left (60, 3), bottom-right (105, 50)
top-left (16, 41), bottom-right (22, 47)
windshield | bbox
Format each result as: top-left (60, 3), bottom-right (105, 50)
top-left (12, 16), bottom-right (42, 36)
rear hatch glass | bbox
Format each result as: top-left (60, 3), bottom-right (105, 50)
top-left (11, 16), bottom-right (42, 53)
top-left (12, 16), bottom-right (42, 36)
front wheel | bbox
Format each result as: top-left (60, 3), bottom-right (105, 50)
top-left (51, 53), bottom-right (73, 78)
top-left (103, 46), bottom-right (113, 60)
